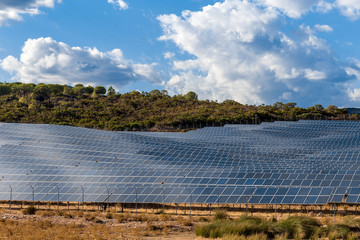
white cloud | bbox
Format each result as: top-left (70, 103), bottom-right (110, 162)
top-left (108, 0), bottom-right (128, 10)
top-left (0, 37), bottom-right (161, 87)
top-left (335, 0), bottom-right (360, 20)
top-left (0, 0), bottom-right (59, 26)
top-left (314, 24), bottom-right (333, 32)
top-left (164, 52), bottom-right (175, 59)
top-left (158, 0), bottom-right (355, 106)
top-left (255, 0), bottom-right (332, 18)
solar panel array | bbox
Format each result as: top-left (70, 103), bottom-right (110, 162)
top-left (0, 120), bottom-right (360, 205)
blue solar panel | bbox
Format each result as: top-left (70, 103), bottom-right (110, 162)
top-left (1, 120), bottom-right (360, 205)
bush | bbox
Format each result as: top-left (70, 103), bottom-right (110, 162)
top-left (199, 216), bottom-right (209, 222)
top-left (105, 212), bottom-right (113, 219)
top-left (274, 216), bottom-right (320, 239)
top-left (222, 233), bottom-right (267, 240)
top-left (214, 210), bottom-right (229, 220)
top-left (21, 206), bottom-right (37, 215)
top-left (195, 216), bottom-right (269, 238)
top-left (182, 220), bottom-right (193, 226)
top-left (326, 224), bottom-right (351, 240)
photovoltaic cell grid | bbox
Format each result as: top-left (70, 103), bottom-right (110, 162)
top-left (0, 120), bottom-right (360, 205)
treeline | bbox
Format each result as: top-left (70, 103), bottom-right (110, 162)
top-left (0, 82), bottom-right (356, 131)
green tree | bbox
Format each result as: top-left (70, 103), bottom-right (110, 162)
top-left (63, 85), bottom-right (71, 95)
top-left (184, 91), bottom-right (198, 101)
top-left (94, 86), bottom-right (106, 95)
top-left (12, 83), bottom-right (35, 96)
top-left (47, 84), bottom-right (64, 95)
top-left (107, 86), bottom-right (116, 96)
top-left (32, 85), bottom-right (51, 101)
top-left (0, 84), bottom-right (11, 96)
top-left (84, 85), bottom-right (94, 95)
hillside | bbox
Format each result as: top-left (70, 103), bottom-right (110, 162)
top-left (0, 82), bottom-right (354, 131)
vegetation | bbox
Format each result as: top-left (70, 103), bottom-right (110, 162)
top-left (21, 206), bottom-right (37, 215)
top-left (195, 214), bottom-right (360, 239)
top-left (0, 82), bottom-right (354, 131)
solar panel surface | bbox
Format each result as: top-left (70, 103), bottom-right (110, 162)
top-left (0, 120), bottom-right (359, 205)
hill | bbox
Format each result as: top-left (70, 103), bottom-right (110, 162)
top-left (0, 82), bottom-right (355, 131)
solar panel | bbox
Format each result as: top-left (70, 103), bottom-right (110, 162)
top-left (1, 120), bottom-right (360, 205)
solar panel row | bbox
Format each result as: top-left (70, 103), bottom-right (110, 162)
top-left (0, 120), bottom-right (359, 205)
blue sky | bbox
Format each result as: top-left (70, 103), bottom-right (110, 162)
top-left (0, 0), bottom-right (360, 107)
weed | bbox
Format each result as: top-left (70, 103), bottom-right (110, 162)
top-left (83, 213), bottom-right (96, 221)
top-left (182, 219), bottom-right (193, 226)
top-left (105, 212), bottom-right (113, 219)
top-left (199, 216), bottom-right (209, 222)
top-left (21, 206), bottom-right (37, 215)
top-left (214, 210), bottom-right (229, 220)
top-left (36, 210), bottom-right (55, 217)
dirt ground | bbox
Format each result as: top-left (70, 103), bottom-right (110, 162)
top-left (0, 209), bottom-right (208, 240)
top-left (0, 201), bottom-right (357, 239)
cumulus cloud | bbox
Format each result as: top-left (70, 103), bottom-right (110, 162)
top-left (108, 0), bottom-right (128, 10)
top-left (335, 0), bottom-right (360, 20)
top-left (0, 37), bottom-right (161, 87)
top-left (158, 0), bottom-right (356, 106)
top-left (0, 0), bottom-right (59, 26)
top-left (255, 0), bottom-right (332, 18)
top-left (314, 24), bottom-right (333, 32)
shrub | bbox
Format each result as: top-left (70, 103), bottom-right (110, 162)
top-left (199, 216), bottom-right (209, 222)
top-left (326, 224), bottom-right (351, 240)
top-left (105, 212), bottom-right (113, 219)
top-left (342, 216), bottom-right (360, 229)
top-left (274, 216), bottom-right (320, 239)
top-left (347, 232), bottom-right (360, 240)
top-left (214, 210), bottom-right (229, 220)
top-left (21, 206), bottom-right (36, 215)
top-left (195, 216), bottom-right (269, 239)
top-left (182, 220), bottom-right (193, 226)
top-left (222, 233), bottom-right (267, 240)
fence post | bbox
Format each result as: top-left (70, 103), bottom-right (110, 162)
top-left (81, 186), bottom-right (85, 212)
top-left (106, 186), bottom-right (110, 212)
top-left (189, 189), bottom-right (192, 220)
top-left (135, 187), bottom-right (138, 215)
top-left (275, 194), bottom-right (277, 219)
top-left (162, 187), bottom-right (165, 214)
top-left (56, 186), bottom-right (60, 214)
top-left (30, 185), bottom-right (35, 206)
top-left (306, 198), bottom-right (309, 216)
top-left (246, 194), bottom-right (248, 216)
top-left (9, 185), bottom-right (12, 213)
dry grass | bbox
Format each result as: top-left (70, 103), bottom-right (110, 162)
top-left (0, 209), bottom-right (195, 240)
top-left (0, 219), bottom-right (122, 240)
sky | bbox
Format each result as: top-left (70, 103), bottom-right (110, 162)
top-left (0, 0), bottom-right (360, 107)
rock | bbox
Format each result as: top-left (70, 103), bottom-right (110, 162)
top-left (317, 212), bottom-right (325, 217)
